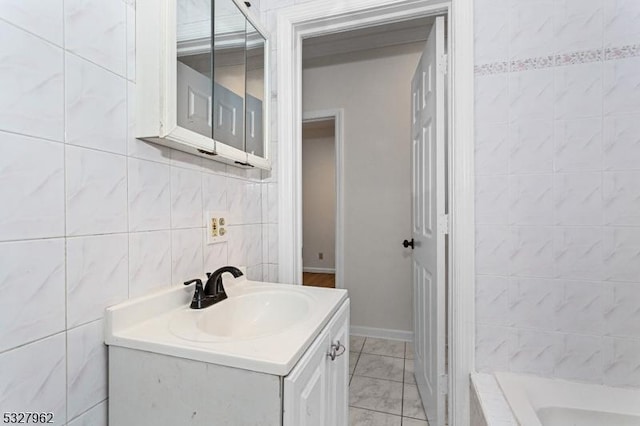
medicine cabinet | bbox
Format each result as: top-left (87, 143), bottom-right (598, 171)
top-left (136, 0), bottom-right (270, 169)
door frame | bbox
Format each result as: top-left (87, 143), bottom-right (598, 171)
top-left (301, 109), bottom-right (345, 289)
top-left (276, 0), bottom-right (475, 424)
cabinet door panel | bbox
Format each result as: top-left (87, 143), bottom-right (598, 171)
top-left (327, 301), bottom-right (350, 426)
top-left (284, 329), bottom-right (330, 426)
top-left (177, 61), bottom-right (212, 138)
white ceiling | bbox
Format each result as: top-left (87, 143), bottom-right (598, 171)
top-left (302, 17), bottom-right (435, 61)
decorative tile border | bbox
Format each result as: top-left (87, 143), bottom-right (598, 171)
top-left (475, 44), bottom-right (640, 75)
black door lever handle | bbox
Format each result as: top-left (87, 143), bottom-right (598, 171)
top-left (403, 239), bottom-right (414, 249)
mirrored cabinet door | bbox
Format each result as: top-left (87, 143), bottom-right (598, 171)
top-left (176, 0), bottom-right (213, 139)
top-left (213, 0), bottom-right (246, 152)
top-left (245, 20), bottom-right (265, 158)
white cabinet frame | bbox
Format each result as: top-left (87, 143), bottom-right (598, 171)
top-left (136, 0), bottom-right (271, 170)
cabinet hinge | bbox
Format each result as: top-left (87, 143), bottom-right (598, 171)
top-left (439, 214), bottom-right (449, 235)
top-left (439, 373), bottom-right (449, 395)
top-left (439, 54), bottom-right (448, 75)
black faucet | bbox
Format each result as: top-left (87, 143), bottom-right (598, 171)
top-left (184, 266), bottom-right (244, 310)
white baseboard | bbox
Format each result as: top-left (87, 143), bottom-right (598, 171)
top-left (303, 267), bottom-right (336, 274)
top-left (350, 326), bottom-right (414, 342)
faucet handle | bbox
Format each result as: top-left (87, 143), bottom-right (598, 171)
top-left (184, 279), bottom-right (205, 309)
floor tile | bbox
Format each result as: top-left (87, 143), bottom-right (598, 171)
top-left (350, 351), bottom-right (360, 375)
top-left (402, 417), bottom-right (429, 426)
top-left (349, 376), bottom-right (403, 415)
top-left (405, 343), bottom-right (415, 359)
top-left (349, 407), bottom-right (401, 426)
top-left (354, 353), bottom-right (405, 382)
top-left (402, 383), bottom-right (427, 420)
top-left (404, 359), bottom-right (416, 384)
top-left (351, 335), bottom-right (366, 352)
top-left (362, 337), bottom-right (406, 358)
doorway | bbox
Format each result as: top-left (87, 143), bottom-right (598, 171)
top-left (276, 0), bottom-right (475, 424)
top-left (301, 118), bottom-right (337, 289)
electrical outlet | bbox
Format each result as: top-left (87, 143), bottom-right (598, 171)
top-left (319, 252), bottom-right (323, 260)
top-left (206, 211), bottom-right (229, 244)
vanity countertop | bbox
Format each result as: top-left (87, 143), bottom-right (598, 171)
top-left (104, 277), bottom-right (348, 376)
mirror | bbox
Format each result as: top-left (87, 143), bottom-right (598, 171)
top-left (171, 0), bottom-right (268, 164)
top-left (213, 0), bottom-right (246, 151)
top-left (176, 0), bottom-right (213, 139)
top-left (245, 20), bottom-right (265, 157)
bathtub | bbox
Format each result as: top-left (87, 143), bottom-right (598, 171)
top-left (495, 372), bottom-right (640, 426)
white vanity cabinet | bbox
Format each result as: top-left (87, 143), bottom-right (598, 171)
top-left (283, 300), bottom-right (349, 426)
top-left (107, 286), bottom-right (349, 426)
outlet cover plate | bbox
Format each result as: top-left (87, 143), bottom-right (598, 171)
top-left (206, 210), bottom-right (229, 245)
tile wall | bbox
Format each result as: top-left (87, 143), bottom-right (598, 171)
top-left (474, 0), bottom-right (640, 386)
top-left (0, 0), bottom-right (276, 424)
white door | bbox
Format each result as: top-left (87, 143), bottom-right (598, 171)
top-left (411, 16), bottom-right (446, 426)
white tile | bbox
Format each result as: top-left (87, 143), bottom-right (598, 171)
top-left (555, 63), bottom-right (603, 120)
top-left (267, 181), bottom-right (278, 223)
top-left (509, 174), bottom-right (554, 225)
top-left (476, 275), bottom-right (509, 326)
top-left (0, 0), bottom-right (63, 45)
top-left (476, 176), bottom-right (509, 225)
top-left (128, 158), bottom-right (171, 232)
top-left (404, 358), bottom-right (415, 384)
top-left (508, 278), bottom-right (562, 331)
top-left (245, 182), bottom-right (263, 224)
top-left (511, 227), bottom-right (555, 278)
top-left (402, 383), bottom-right (427, 420)
top-left (475, 74), bottom-right (509, 124)
top-left (509, 329), bottom-right (563, 376)
top-left (129, 230), bottom-right (172, 297)
top-left (350, 335), bottom-right (366, 353)
top-left (349, 376), bottom-right (403, 415)
top-left (604, 57), bottom-right (640, 116)
top-left (604, 282), bottom-right (640, 339)
top-left (172, 228), bottom-right (204, 285)
top-left (64, 0), bottom-right (126, 76)
top-left (171, 167), bottom-right (203, 229)
top-left (68, 400), bottom-right (107, 426)
top-left (0, 334), bottom-right (66, 422)
top-left (475, 325), bottom-right (511, 373)
top-left (556, 280), bottom-right (605, 334)
top-left (604, 0), bottom-right (640, 48)
top-left (349, 352), bottom-right (359, 374)
top-left (126, 5), bottom-right (135, 81)
top-left (553, 172), bottom-right (603, 226)
top-left (603, 337), bottom-right (640, 387)
top-left (476, 226), bottom-right (512, 275)
top-left (65, 54), bottom-right (127, 154)
top-left (268, 223), bottom-right (279, 263)
top-left (0, 132), bottom-right (64, 240)
top-left (509, 0), bottom-right (555, 60)
top-left (227, 226), bottom-right (247, 267)
top-left (556, 334), bottom-right (603, 383)
top-left (554, 228), bottom-right (604, 280)
top-left (604, 114), bottom-right (640, 171)
top-left (603, 227), bottom-right (640, 282)
top-left (267, 263), bottom-right (278, 282)
top-left (349, 407), bottom-right (401, 426)
top-left (67, 234), bottom-right (128, 328)
top-left (227, 177), bottom-right (248, 225)
top-left (0, 20), bottom-right (63, 141)
top-left (66, 146), bottom-right (127, 236)
top-left (509, 69), bottom-right (555, 122)
top-left (475, 123), bottom-right (509, 176)
top-left (202, 173), bottom-right (227, 225)
top-left (603, 172), bottom-right (640, 225)
top-left (405, 342), bottom-right (414, 360)
top-left (246, 224), bottom-right (263, 266)
top-left (354, 353), bottom-right (404, 382)
top-left (0, 239), bottom-right (65, 352)
top-left (362, 338), bottom-right (405, 358)
top-left (554, 0), bottom-right (603, 54)
top-left (402, 418), bottom-right (428, 426)
top-left (509, 120), bottom-right (554, 174)
top-left (67, 320), bottom-right (108, 420)
top-left (554, 118), bottom-right (602, 172)
top-left (474, 0), bottom-right (509, 65)
top-left (203, 234), bottom-right (228, 275)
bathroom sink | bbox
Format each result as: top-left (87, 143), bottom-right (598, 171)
top-left (169, 289), bottom-right (313, 342)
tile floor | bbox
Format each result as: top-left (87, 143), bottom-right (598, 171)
top-left (349, 336), bottom-right (429, 426)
